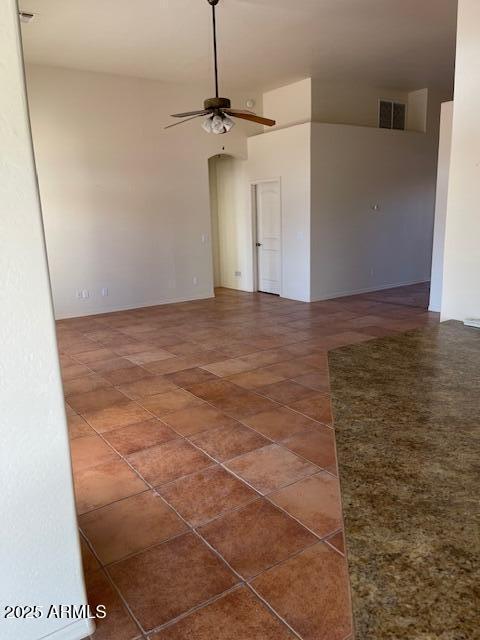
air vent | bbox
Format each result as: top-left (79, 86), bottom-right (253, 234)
top-left (379, 100), bottom-right (406, 131)
top-left (19, 11), bottom-right (35, 23)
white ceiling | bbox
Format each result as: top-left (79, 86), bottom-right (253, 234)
top-left (20, 0), bottom-right (458, 95)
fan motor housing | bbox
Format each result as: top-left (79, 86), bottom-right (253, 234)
top-left (204, 97), bottom-right (231, 111)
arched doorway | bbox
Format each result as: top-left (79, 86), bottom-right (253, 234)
top-left (208, 154), bottom-right (254, 294)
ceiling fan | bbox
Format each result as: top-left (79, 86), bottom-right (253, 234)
top-left (165, 0), bottom-right (276, 134)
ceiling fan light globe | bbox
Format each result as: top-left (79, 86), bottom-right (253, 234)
top-left (202, 116), bottom-right (214, 133)
top-left (211, 114), bottom-right (225, 134)
top-left (222, 115), bottom-right (235, 132)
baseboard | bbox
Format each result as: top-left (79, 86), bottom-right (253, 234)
top-left (54, 291), bottom-right (215, 320)
top-left (39, 618), bottom-right (94, 640)
top-left (310, 279), bottom-right (429, 302)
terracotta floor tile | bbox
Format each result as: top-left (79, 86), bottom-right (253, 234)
top-left (326, 530), bottom-right (346, 555)
top-left (80, 536), bottom-right (101, 575)
top-left (90, 357), bottom-right (139, 373)
top-left (113, 341), bottom-right (156, 356)
top-left (251, 543), bottom-right (352, 640)
top-left (226, 368), bottom-right (285, 390)
top-left (283, 427), bottom-right (337, 474)
top-left (292, 370), bottom-right (330, 392)
top-left (75, 347), bottom-right (118, 364)
top-left (158, 466), bottom-right (257, 527)
top-left (126, 349), bottom-right (176, 364)
top-left (60, 362), bottom-right (92, 381)
top-left (199, 499), bottom-right (316, 579)
top-left (225, 444), bottom-right (319, 495)
top-left (187, 378), bottom-right (237, 401)
top-left (144, 356), bottom-right (199, 375)
top-left (63, 373), bottom-right (111, 397)
top-left (68, 413), bottom-right (94, 439)
top-left (201, 358), bottom-right (253, 378)
top-left (238, 349), bottom-right (292, 370)
top-left (243, 406), bottom-right (317, 441)
top-left (140, 389), bottom-right (203, 416)
top-left (102, 364), bottom-right (151, 386)
top-left (296, 352), bottom-right (329, 369)
top-left (83, 400), bottom-right (152, 433)
top-left (212, 341), bottom-right (258, 357)
top-left (85, 569), bottom-right (142, 640)
top-left (57, 284), bottom-right (427, 638)
top-left (67, 387), bottom-right (127, 413)
top-left (103, 419), bottom-right (178, 456)
top-left (146, 350), bottom-right (227, 375)
top-left (165, 367), bottom-right (219, 388)
top-left (80, 491), bottom-right (187, 564)
top-left (70, 434), bottom-right (119, 472)
top-left (116, 375), bottom-right (178, 400)
top-left (165, 341), bottom-right (207, 356)
top-left (269, 472), bottom-right (343, 538)
top-left (257, 379), bottom-right (318, 404)
top-left (162, 404), bottom-right (237, 437)
top-left (289, 393), bottom-right (333, 425)
top-left (150, 587), bottom-right (294, 640)
top-left (188, 380), bottom-right (278, 419)
top-left (127, 439), bottom-right (214, 486)
top-left (191, 422), bottom-right (269, 462)
top-left (108, 532), bottom-right (238, 631)
top-left (74, 460), bottom-right (147, 514)
top-left (261, 359), bottom-right (317, 379)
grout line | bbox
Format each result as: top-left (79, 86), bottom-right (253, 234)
top-left (246, 582), bottom-right (304, 640)
top-left (80, 532), bottom-right (145, 638)
top-left (144, 584), bottom-right (244, 637)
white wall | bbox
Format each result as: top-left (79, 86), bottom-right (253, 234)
top-left (310, 122), bottom-right (438, 300)
top-left (262, 78), bottom-right (312, 130)
top-left (0, 4), bottom-right (91, 640)
top-left (441, 0), bottom-right (480, 322)
top-left (407, 89), bottom-right (429, 133)
top-left (248, 123), bottom-right (311, 302)
top-left (209, 155), bottom-right (254, 292)
top-left (25, 64), bottom-right (259, 318)
top-left (429, 102), bottom-right (453, 312)
top-left (311, 80), bottom-right (410, 128)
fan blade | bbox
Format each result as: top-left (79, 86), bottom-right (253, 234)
top-left (171, 110), bottom-right (210, 118)
top-left (224, 108), bottom-right (256, 115)
top-left (164, 114), bottom-right (205, 129)
top-left (225, 111), bottom-right (276, 127)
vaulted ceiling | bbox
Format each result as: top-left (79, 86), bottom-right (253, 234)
top-left (20, 0), bottom-right (457, 94)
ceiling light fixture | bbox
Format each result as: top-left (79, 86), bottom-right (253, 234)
top-left (165, 0), bottom-right (275, 134)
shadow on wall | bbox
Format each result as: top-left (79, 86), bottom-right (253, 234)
top-left (208, 154), bottom-right (254, 292)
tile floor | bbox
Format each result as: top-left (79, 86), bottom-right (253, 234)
top-left (59, 283), bottom-right (437, 640)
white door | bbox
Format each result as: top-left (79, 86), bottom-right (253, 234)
top-left (255, 181), bottom-right (281, 294)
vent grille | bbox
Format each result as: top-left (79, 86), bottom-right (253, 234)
top-left (379, 100), bottom-right (406, 130)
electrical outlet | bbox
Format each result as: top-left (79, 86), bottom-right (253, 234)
top-left (235, 271), bottom-right (241, 277)
top-left (101, 287), bottom-right (108, 297)
top-left (201, 234), bottom-right (208, 244)
top-left (81, 289), bottom-right (89, 299)
top-left (192, 276), bottom-right (198, 286)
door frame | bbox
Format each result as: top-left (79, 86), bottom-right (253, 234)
top-left (250, 177), bottom-right (283, 296)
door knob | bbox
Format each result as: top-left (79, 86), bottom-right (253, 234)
top-left (256, 242), bottom-right (262, 247)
